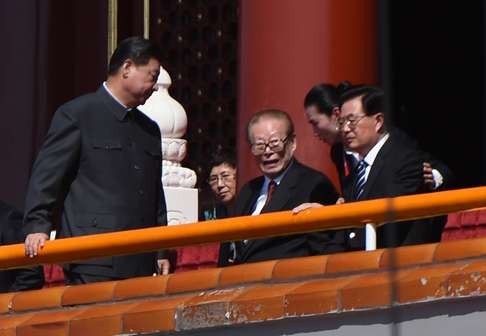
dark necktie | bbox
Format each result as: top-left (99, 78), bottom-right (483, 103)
top-left (354, 160), bottom-right (368, 200)
top-left (263, 180), bottom-right (277, 209)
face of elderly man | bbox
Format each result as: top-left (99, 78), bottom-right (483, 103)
top-left (248, 116), bottom-right (296, 179)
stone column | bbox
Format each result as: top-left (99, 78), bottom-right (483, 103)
top-left (139, 67), bottom-right (198, 225)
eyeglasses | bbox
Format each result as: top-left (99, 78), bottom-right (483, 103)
top-left (250, 135), bottom-right (292, 155)
top-left (337, 115), bottom-right (367, 130)
top-left (208, 173), bottom-right (235, 186)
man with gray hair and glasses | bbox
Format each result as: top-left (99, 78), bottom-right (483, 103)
top-left (219, 109), bottom-right (346, 266)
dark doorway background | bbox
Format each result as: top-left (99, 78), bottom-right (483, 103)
top-left (0, 1), bottom-right (107, 210)
top-left (382, 1), bottom-right (485, 188)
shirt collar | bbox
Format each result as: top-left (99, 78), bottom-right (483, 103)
top-left (103, 82), bottom-right (132, 120)
top-left (362, 133), bottom-right (390, 166)
top-left (262, 158), bottom-right (294, 188)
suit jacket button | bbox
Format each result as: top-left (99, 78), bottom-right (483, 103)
top-left (134, 164), bottom-right (140, 170)
top-left (138, 190), bottom-right (144, 195)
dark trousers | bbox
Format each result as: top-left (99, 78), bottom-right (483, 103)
top-left (64, 268), bottom-right (118, 285)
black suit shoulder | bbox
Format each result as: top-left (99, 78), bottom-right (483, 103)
top-left (289, 160), bottom-right (339, 205)
top-left (389, 127), bottom-right (454, 189)
top-left (57, 88), bottom-right (161, 142)
top-left (55, 91), bottom-right (101, 120)
top-left (362, 134), bottom-right (425, 200)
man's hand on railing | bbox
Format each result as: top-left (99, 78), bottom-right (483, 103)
top-left (157, 258), bottom-right (170, 275)
top-left (292, 203), bottom-right (324, 214)
top-left (24, 233), bottom-right (49, 258)
top-left (292, 197), bottom-right (346, 214)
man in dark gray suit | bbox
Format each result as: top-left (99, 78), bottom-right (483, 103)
top-left (23, 36), bottom-right (168, 284)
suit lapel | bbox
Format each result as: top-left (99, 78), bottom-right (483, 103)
top-left (261, 160), bottom-right (299, 214)
top-left (361, 137), bottom-right (393, 199)
top-left (237, 161), bottom-right (299, 262)
top-left (235, 177), bottom-right (264, 216)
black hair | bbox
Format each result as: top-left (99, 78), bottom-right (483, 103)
top-left (108, 36), bottom-right (162, 76)
top-left (340, 85), bottom-right (384, 116)
top-left (304, 84), bottom-right (339, 116)
top-left (303, 81), bottom-right (354, 116)
top-left (209, 148), bottom-right (236, 170)
top-left (336, 80), bottom-right (352, 95)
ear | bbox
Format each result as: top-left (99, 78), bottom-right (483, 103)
top-left (289, 135), bottom-right (297, 154)
top-left (121, 59), bottom-right (134, 79)
top-left (374, 113), bottom-right (385, 133)
top-left (331, 107), bottom-right (341, 128)
top-left (331, 106), bottom-right (341, 118)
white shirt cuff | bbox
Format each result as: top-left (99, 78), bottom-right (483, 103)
top-left (432, 169), bottom-right (443, 189)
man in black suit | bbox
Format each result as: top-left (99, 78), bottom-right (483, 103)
top-left (302, 82), bottom-right (454, 192)
top-left (1, 201), bottom-right (44, 292)
top-left (339, 86), bottom-right (430, 248)
top-left (219, 109), bottom-right (342, 266)
top-left (23, 37), bottom-right (169, 284)
top-left (298, 83), bottom-right (452, 247)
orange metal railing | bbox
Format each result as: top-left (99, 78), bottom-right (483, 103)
top-left (1, 186), bottom-right (486, 270)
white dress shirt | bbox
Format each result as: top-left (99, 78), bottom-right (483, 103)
top-left (360, 133), bottom-right (390, 182)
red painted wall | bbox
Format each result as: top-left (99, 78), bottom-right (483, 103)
top-left (238, 0), bottom-right (377, 191)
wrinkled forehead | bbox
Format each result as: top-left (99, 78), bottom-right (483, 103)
top-left (341, 97), bottom-right (365, 117)
top-left (250, 117), bottom-right (289, 139)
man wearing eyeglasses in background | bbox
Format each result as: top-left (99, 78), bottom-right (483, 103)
top-left (219, 109), bottom-right (344, 266)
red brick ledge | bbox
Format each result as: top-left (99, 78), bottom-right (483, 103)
top-left (2, 237), bottom-right (486, 334)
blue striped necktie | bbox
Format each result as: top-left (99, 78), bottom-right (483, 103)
top-left (354, 160), bottom-right (368, 200)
